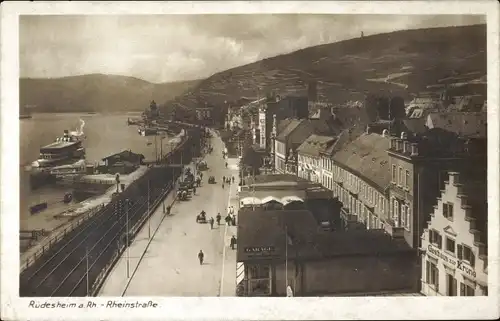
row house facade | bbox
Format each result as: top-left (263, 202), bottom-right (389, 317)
top-left (297, 134), bottom-right (336, 184)
top-left (329, 132), bottom-right (393, 232)
top-left (420, 172), bottom-right (487, 296)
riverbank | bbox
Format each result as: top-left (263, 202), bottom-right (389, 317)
top-left (20, 166), bottom-right (150, 256)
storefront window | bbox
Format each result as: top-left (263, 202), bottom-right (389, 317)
top-left (446, 274), bottom-right (457, 296)
top-left (248, 265), bottom-right (271, 296)
top-left (460, 282), bottom-right (475, 296)
top-left (426, 260), bottom-right (439, 289)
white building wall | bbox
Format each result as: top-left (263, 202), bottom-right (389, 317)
top-left (258, 109), bottom-right (266, 149)
top-left (420, 172), bottom-right (488, 296)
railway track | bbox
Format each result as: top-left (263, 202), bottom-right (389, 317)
top-left (20, 175), bottom-right (175, 297)
top-left (19, 126), bottom-right (205, 297)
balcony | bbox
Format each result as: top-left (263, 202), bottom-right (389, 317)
top-left (384, 220), bottom-right (405, 238)
top-left (340, 207), bottom-right (358, 222)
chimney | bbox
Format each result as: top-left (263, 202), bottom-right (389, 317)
top-left (411, 143), bottom-right (418, 156)
top-left (390, 138), bottom-right (397, 150)
top-left (308, 81), bottom-right (318, 103)
top-left (396, 139), bottom-right (403, 151)
top-left (448, 172), bottom-right (459, 185)
top-left (403, 141), bottom-right (410, 154)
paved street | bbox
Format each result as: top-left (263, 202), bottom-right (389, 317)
top-left (99, 131), bottom-right (240, 296)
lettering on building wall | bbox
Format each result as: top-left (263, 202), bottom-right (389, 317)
top-left (245, 246), bottom-right (275, 253)
top-left (259, 113), bottom-right (266, 148)
top-left (427, 244), bottom-right (477, 278)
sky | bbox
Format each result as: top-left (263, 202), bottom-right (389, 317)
top-left (20, 14), bottom-right (485, 83)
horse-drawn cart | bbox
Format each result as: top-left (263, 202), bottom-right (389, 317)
top-left (197, 161), bottom-right (208, 171)
top-left (177, 187), bottom-right (191, 201)
top-left (196, 211), bottom-right (207, 223)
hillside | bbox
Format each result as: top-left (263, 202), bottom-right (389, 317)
top-left (20, 74), bottom-right (200, 113)
top-left (164, 24), bottom-right (486, 118)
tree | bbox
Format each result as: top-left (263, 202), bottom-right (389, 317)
top-left (364, 93), bottom-right (379, 122)
top-left (376, 96), bottom-right (390, 120)
top-left (389, 96), bottom-right (406, 119)
top-left (240, 146), bottom-right (262, 177)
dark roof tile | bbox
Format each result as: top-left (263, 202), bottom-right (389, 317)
top-left (332, 133), bottom-right (391, 191)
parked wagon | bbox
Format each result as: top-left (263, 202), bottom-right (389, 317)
top-left (197, 161), bottom-right (208, 171)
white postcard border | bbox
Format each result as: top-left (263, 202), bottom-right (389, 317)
top-left (1, 1), bottom-right (499, 320)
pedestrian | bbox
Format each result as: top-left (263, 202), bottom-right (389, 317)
top-left (230, 235), bottom-right (237, 250)
top-left (166, 205), bottom-right (171, 215)
top-left (225, 162), bottom-right (228, 168)
top-left (209, 217), bottom-right (214, 229)
top-left (216, 213), bottom-right (221, 225)
top-left (222, 182), bottom-right (225, 189)
top-left (223, 175), bottom-right (226, 183)
top-left (193, 186), bottom-right (197, 195)
top-left (232, 176), bottom-right (235, 183)
top-left (231, 214), bottom-right (236, 226)
top-left (225, 215), bottom-right (231, 226)
top-left (198, 250), bottom-right (204, 265)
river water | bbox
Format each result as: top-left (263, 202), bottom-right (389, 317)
top-left (19, 113), bottom-right (172, 230)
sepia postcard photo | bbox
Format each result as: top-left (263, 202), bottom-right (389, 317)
top-left (1, 1), bottom-right (499, 320)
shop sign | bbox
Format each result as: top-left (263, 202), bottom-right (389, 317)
top-left (245, 246), bottom-right (275, 253)
top-left (427, 244), bottom-right (476, 278)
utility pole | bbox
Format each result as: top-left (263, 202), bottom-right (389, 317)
top-left (160, 137), bottom-right (163, 163)
top-left (126, 199), bottom-right (130, 279)
top-left (148, 180), bottom-right (151, 240)
top-left (154, 135), bottom-right (158, 163)
top-left (86, 245), bottom-right (89, 296)
top-left (285, 225), bottom-right (288, 295)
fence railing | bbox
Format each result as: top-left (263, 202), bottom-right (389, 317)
top-left (21, 204), bottom-right (106, 273)
top-left (22, 124), bottom-right (198, 293)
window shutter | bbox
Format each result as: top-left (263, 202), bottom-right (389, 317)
top-left (443, 204), bottom-right (448, 218)
top-left (435, 266), bottom-right (439, 288)
top-left (438, 235), bottom-right (442, 249)
top-left (457, 244), bottom-right (463, 260)
top-left (460, 283), bottom-right (465, 296)
top-left (470, 252), bottom-right (475, 268)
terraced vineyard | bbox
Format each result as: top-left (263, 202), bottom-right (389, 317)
top-left (164, 24), bottom-right (486, 116)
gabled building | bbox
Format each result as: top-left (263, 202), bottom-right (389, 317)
top-left (297, 135), bottom-right (336, 184)
top-left (274, 119), bottom-right (315, 174)
top-left (259, 94), bottom-right (309, 152)
top-left (420, 172), bottom-right (487, 296)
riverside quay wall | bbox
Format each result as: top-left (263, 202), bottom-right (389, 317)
top-left (19, 124), bottom-right (206, 297)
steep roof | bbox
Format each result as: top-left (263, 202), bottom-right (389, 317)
top-left (332, 133), bottom-right (392, 192)
top-left (426, 112), bottom-right (486, 138)
top-left (403, 118), bottom-right (428, 134)
top-left (277, 118), bottom-right (293, 135)
top-left (276, 119), bottom-right (302, 142)
top-left (297, 134), bottom-right (336, 157)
